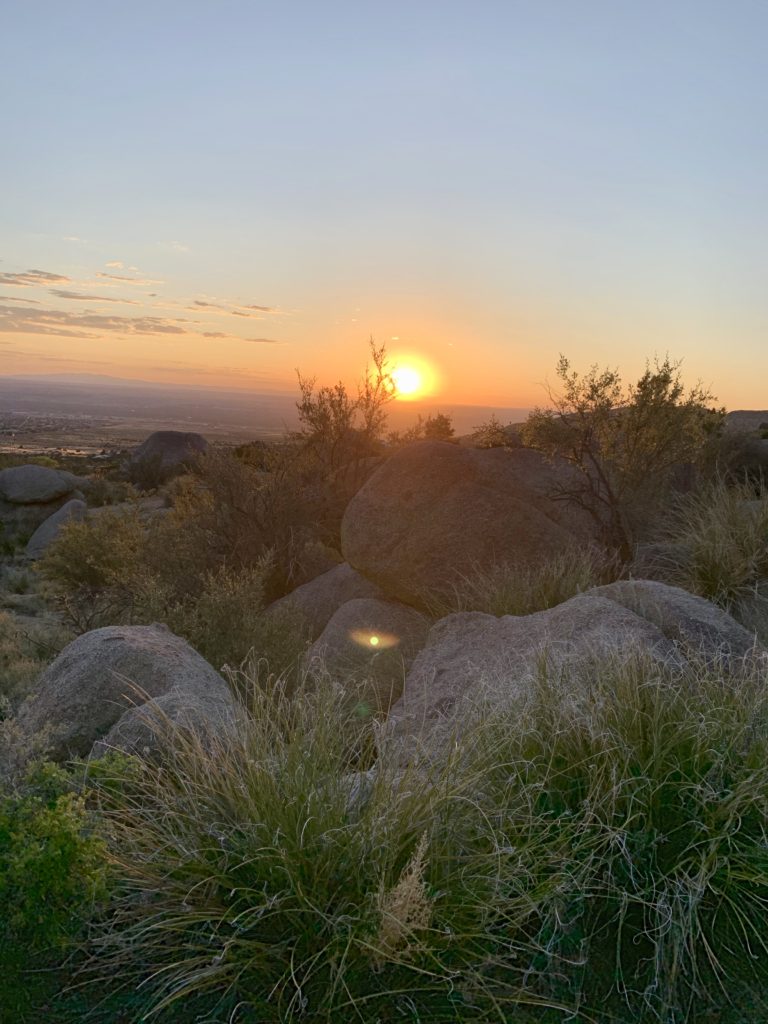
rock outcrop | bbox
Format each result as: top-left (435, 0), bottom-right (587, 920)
top-left (129, 431), bottom-right (208, 484)
top-left (25, 498), bottom-right (87, 559)
top-left (17, 624), bottom-right (238, 760)
top-left (0, 465), bottom-right (89, 543)
top-left (341, 441), bottom-right (599, 608)
top-left (380, 581), bottom-right (762, 765)
top-left (305, 597), bottom-right (432, 711)
top-left (264, 563), bottom-right (386, 641)
top-left (0, 465), bottom-right (88, 505)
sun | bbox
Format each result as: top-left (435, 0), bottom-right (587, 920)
top-left (391, 364), bottom-right (422, 397)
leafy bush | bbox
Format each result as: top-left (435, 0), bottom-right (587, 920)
top-left (388, 411), bottom-right (456, 446)
top-left (0, 761), bottom-right (109, 1019)
top-left (522, 355), bottom-right (724, 559)
top-left (471, 413), bottom-right (521, 449)
top-left (37, 505), bottom-right (271, 668)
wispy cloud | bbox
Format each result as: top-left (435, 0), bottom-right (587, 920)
top-left (0, 269), bottom-right (71, 287)
top-left (50, 289), bottom-right (140, 305)
top-left (246, 337), bottom-right (280, 344)
top-left (0, 294), bottom-right (41, 304)
top-left (95, 271), bottom-right (163, 286)
top-left (158, 240), bottom-right (190, 253)
top-left (0, 303), bottom-right (190, 339)
top-left (105, 261), bottom-right (124, 269)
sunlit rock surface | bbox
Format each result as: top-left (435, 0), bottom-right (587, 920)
top-left (17, 623), bottom-right (237, 761)
top-left (381, 581), bottom-right (763, 766)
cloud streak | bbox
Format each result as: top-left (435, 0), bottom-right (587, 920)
top-left (95, 271), bottom-right (163, 286)
top-left (0, 269), bottom-right (71, 287)
top-left (0, 303), bottom-right (190, 339)
top-left (50, 289), bottom-right (140, 304)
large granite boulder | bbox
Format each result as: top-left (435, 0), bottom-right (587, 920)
top-left (264, 563), bottom-right (386, 641)
top-left (17, 624), bottom-right (238, 760)
top-left (341, 440), bottom-right (599, 608)
top-left (0, 465), bottom-right (87, 504)
top-left (25, 498), bottom-right (87, 559)
top-left (381, 581), bottom-right (762, 766)
top-left (305, 597), bottom-right (432, 712)
top-left (129, 431), bottom-right (208, 485)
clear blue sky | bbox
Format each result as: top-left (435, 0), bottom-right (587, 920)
top-left (2, 1), bottom-right (767, 407)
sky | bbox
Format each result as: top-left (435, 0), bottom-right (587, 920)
top-left (2, 1), bottom-right (767, 409)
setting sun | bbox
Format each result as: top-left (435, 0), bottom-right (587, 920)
top-left (391, 364), bottom-right (423, 397)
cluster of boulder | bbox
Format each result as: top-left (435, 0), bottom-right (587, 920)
top-left (12, 439), bottom-right (767, 767)
top-left (0, 464), bottom-right (90, 558)
top-left (0, 430), bottom-right (209, 561)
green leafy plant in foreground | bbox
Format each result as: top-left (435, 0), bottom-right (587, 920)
top-left (0, 761), bottom-right (109, 1019)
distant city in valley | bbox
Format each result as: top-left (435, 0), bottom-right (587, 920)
top-left (0, 372), bottom-right (532, 453)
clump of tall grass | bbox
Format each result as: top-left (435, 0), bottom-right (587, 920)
top-left (432, 546), bottom-right (618, 618)
top-left (665, 478), bottom-right (768, 640)
top-left (83, 650), bottom-right (768, 1022)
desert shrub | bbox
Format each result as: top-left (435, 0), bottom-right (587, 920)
top-left (228, 603), bottom-right (314, 706)
top-left (522, 355), bottom-right (724, 560)
top-left (0, 611), bottom-right (65, 715)
top-left (431, 547), bottom-right (618, 618)
top-left (160, 563), bottom-right (271, 671)
top-left (37, 508), bottom-right (147, 631)
top-left (85, 474), bottom-right (137, 508)
top-left (0, 760), bottom-right (109, 1019)
top-left (388, 411), bottom-right (456, 446)
top-left (665, 478), bottom-right (768, 612)
top-left (38, 507), bottom-right (272, 669)
top-left (471, 412), bottom-right (521, 449)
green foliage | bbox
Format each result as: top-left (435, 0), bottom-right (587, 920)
top-left (388, 410), bottom-right (456, 445)
top-left (471, 412), bottom-right (520, 449)
top-left (37, 504), bottom-right (271, 667)
top-left (522, 355), bottom-right (724, 559)
top-left (0, 760), bottom-right (109, 1019)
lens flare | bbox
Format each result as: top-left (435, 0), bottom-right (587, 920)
top-left (349, 629), bottom-right (400, 650)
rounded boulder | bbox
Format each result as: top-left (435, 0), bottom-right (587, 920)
top-left (341, 440), bottom-right (599, 607)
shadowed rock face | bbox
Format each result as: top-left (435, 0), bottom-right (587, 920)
top-left (25, 498), bottom-right (87, 559)
top-left (130, 431), bottom-right (208, 471)
top-left (263, 563), bottom-right (386, 641)
top-left (0, 465), bottom-right (87, 504)
top-left (341, 440), bottom-right (599, 608)
top-left (380, 580), bottom-right (763, 766)
top-left (304, 597), bottom-right (432, 712)
top-left (17, 624), bottom-right (237, 761)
